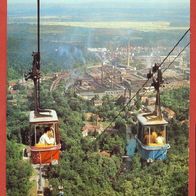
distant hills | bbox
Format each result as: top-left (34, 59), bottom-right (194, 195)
top-left (7, 1), bottom-right (190, 80)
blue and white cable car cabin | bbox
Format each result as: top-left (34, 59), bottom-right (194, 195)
top-left (136, 113), bottom-right (170, 161)
top-left (135, 67), bottom-right (170, 162)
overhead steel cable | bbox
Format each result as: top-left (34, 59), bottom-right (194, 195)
top-left (162, 42), bottom-right (190, 74)
top-left (94, 28), bottom-right (190, 142)
top-left (158, 28), bottom-right (190, 68)
top-left (95, 87), bottom-right (149, 141)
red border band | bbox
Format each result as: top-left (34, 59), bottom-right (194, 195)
top-left (0, 0), bottom-right (7, 195)
top-left (189, 0), bottom-right (196, 195)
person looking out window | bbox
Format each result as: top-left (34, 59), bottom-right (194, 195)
top-left (38, 126), bottom-right (55, 145)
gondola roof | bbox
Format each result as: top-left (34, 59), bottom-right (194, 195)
top-left (29, 109), bottom-right (58, 124)
top-left (137, 113), bottom-right (168, 126)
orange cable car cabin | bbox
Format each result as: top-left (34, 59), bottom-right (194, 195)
top-left (29, 110), bottom-right (61, 165)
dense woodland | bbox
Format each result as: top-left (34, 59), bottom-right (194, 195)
top-left (7, 76), bottom-right (189, 196)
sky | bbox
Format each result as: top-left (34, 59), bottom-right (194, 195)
top-left (8, 0), bottom-right (189, 6)
top-left (8, 0), bottom-right (189, 18)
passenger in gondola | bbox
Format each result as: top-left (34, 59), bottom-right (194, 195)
top-left (155, 132), bottom-right (165, 145)
top-left (151, 130), bottom-right (158, 143)
top-left (144, 131), bottom-right (153, 145)
top-left (38, 126), bottom-right (55, 145)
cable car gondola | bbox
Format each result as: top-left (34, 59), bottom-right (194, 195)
top-left (29, 110), bottom-right (61, 165)
top-left (25, 0), bottom-right (61, 165)
top-left (135, 67), bottom-right (170, 162)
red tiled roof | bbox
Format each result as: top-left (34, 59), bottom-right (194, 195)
top-left (99, 150), bottom-right (111, 157)
top-left (82, 124), bottom-right (101, 132)
top-left (9, 90), bottom-right (17, 95)
top-left (9, 82), bottom-right (17, 87)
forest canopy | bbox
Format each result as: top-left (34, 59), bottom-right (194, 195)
top-left (6, 76), bottom-right (189, 195)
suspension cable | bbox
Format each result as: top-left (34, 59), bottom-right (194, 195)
top-left (96, 88), bottom-right (149, 142)
top-left (162, 42), bottom-right (190, 73)
top-left (158, 28), bottom-right (190, 68)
